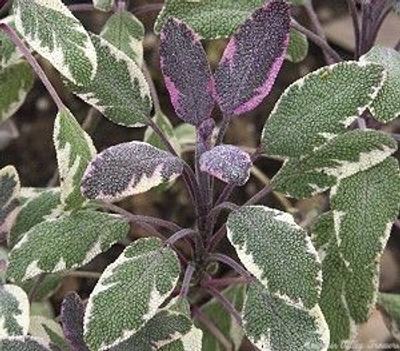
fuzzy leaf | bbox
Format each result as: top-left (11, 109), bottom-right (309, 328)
top-left (69, 33), bottom-right (151, 128)
top-left (13, 0), bottom-right (97, 85)
top-left (312, 157), bottom-right (400, 349)
top-left (262, 62), bottom-right (385, 159)
top-left (0, 336), bottom-right (61, 351)
top-left (54, 109), bottom-right (96, 210)
top-left (84, 237), bottom-right (181, 351)
top-left (0, 246), bottom-right (8, 283)
top-left (199, 145), bottom-right (252, 186)
top-left (361, 46), bottom-right (400, 122)
top-left (286, 28), bottom-right (308, 63)
top-left (227, 205), bottom-right (321, 309)
top-left (199, 284), bottom-right (246, 351)
top-left (0, 17), bottom-right (22, 68)
top-left (29, 316), bottom-right (70, 351)
top-left (243, 281), bottom-right (329, 351)
top-left (81, 141), bottom-right (183, 201)
top-left (61, 292), bottom-right (89, 351)
top-left (101, 11), bottom-right (144, 66)
top-left (6, 210), bottom-right (129, 282)
top-left (0, 165), bottom-right (20, 242)
top-left (174, 123), bottom-right (196, 146)
top-left (93, 0), bottom-right (113, 12)
top-left (20, 274), bottom-right (62, 302)
top-left (160, 18), bottom-right (214, 126)
top-left (158, 326), bottom-right (203, 351)
top-left (155, 0), bottom-right (265, 39)
top-left (214, 0), bottom-right (290, 116)
top-left (0, 284), bottom-right (30, 337)
top-left (272, 129), bottom-right (397, 199)
top-left (8, 188), bottom-right (62, 248)
top-left (377, 293), bottom-right (400, 342)
top-left (0, 61), bottom-right (34, 123)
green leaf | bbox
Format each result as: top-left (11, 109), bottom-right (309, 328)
top-left (68, 33), bottom-right (152, 127)
top-left (14, 0), bottom-right (97, 85)
top-left (227, 205), bottom-right (321, 309)
top-left (29, 316), bottom-right (70, 351)
top-left (361, 46), bottom-right (400, 122)
top-left (20, 274), bottom-right (63, 302)
top-left (199, 284), bottom-right (246, 351)
top-left (174, 123), bottom-right (196, 148)
top-left (0, 246), bottom-right (8, 283)
top-left (312, 157), bottom-right (400, 349)
top-left (271, 129), bottom-right (397, 199)
top-left (0, 336), bottom-right (61, 351)
top-left (154, 0), bottom-right (265, 39)
top-left (158, 326), bottom-right (203, 351)
top-left (8, 188), bottom-right (62, 248)
top-left (243, 281), bottom-right (329, 351)
top-left (93, 0), bottom-right (113, 12)
top-left (0, 16), bottom-right (22, 68)
top-left (6, 210), bottom-right (129, 282)
top-left (54, 108), bottom-right (96, 210)
top-left (377, 293), bottom-right (400, 342)
top-left (84, 237), bottom-right (181, 351)
top-left (0, 284), bottom-right (30, 337)
top-left (286, 28), bottom-right (308, 63)
top-left (101, 10), bottom-right (145, 66)
top-left (290, 0), bottom-right (309, 5)
top-left (0, 61), bottom-right (34, 123)
top-left (262, 62), bottom-right (385, 159)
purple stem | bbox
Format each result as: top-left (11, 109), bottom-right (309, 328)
top-left (165, 228), bottom-right (196, 246)
top-left (67, 3), bottom-right (96, 12)
top-left (214, 183), bottom-right (235, 207)
top-left (206, 202), bottom-right (238, 234)
top-left (179, 263), bottom-right (195, 300)
top-left (346, 0), bottom-right (361, 58)
top-left (0, 23), bottom-right (65, 111)
top-left (203, 277), bottom-right (248, 289)
top-left (215, 116), bottom-right (231, 146)
top-left (244, 185), bottom-right (272, 206)
top-left (207, 224), bottom-right (226, 251)
top-left (208, 253), bottom-right (252, 280)
top-left (133, 3), bottom-right (164, 16)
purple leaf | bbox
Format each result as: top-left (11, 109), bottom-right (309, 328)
top-left (160, 18), bottom-right (215, 126)
top-left (81, 141), bottom-right (183, 201)
top-left (214, 0), bottom-right (290, 116)
top-left (61, 292), bottom-right (89, 351)
top-left (200, 145), bottom-right (252, 186)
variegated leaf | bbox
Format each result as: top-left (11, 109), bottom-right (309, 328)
top-left (0, 16), bottom-right (22, 68)
top-left (377, 293), bottom-right (400, 342)
top-left (262, 62), bottom-right (385, 159)
top-left (101, 10), bottom-right (144, 66)
top-left (0, 61), bottom-right (34, 123)
top-left (271, 129), bottom-right (397, 199)
top-left (154, 0), bottom-right (265, 39)
top-left (8, 188), bottom-right (62, 248)
top-left (29, 316), bottom-right (70, 351)
top-left (68, 33), bottom-right (152, 127)
top-left (81, 141), bottom-right (183, 201)
top-left (286, 29), bottom-right (308, 63)
top-left (199, 284), bottom-right (246, 351)
top-left (0, 246), bottom-right (8, 283)
top-left (54, 109), bottom-right (96, 211)
top-left (214, 0), bottom-right (290, 116)
top-left (6, 210), bottom-right (129, 282)
top-left (84, 237), bottom-right (181, 351)
top-left (243, 281), bottom-right (329, 351)
top-left (312, 157), bottom-right (400, 349)
top-left (174, 123), bottom-right (196, 147)
top-left (0, 336), bottom-right (62, 351)
top-left (227, 205), bottom-right (321, 309)
top-left (0, 284), bottom-right (30, 337)
top-left (199, 145), bottom-right (252, 186)
top-left (13, 0), bottom-right (97, 85)
top-left (93, 0), bottom-right (113, 12)
top-left (160, 18), bottom-right (214, 126)
top-left (0, 165), bottom-right (20, 242)
top-left (158, 326), bottom-right (203, 351)
top-left (361, 46), bottom-right (400, 122)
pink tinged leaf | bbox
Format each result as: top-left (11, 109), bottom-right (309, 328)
top-left (159, 18), bottom-right (215, 126)
top-left (81, 141), bottom-right (183, 201)
top-left (214, 0), bottom-right (290, 116)
top-left (199, 145), bottom-right (252, 186)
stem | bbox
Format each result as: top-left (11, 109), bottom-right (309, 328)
top-left (208, 253), bottom-right (252, 280)
top-left (215, 117), bottom-right (231, 146)
top-left (142, 63), bottom-right (161, 114)
top-left (67, 3), bottom-right (96, 12)
top-left (133, 3), bottom-right (163, 16)
top-left (243, 185), bottom-right (272, 206)
top-left (203, 277), bottom-right (247, 289)
top-left (166, 228), bottom-right (196, 246)
top-left (0, 23), bottom-right (65, 110)
top-left (291, 20), bottom-right (342, 63)
top-left (179, 263), bottom-right (195, 300)
top-left (207, 224), bottom-right (226, 251)
top-left (214, 183), bottom-right (235, 207)
top-left (346, 0), bottom-right (360, 58)
top-left (67, 271), bottom-right (102, 279)
top-left (206, 202), bottom-right (238, 235)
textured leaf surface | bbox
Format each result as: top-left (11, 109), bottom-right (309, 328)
top-left (81, 141), bottom-right (183, 201)
top-left (0, 284), bottom-right (29, 337)
top-left (243, 282), bottom-right (329, 351)
top-left (69, 33), bottom-right (152, 127)
top-left (155, 0), bottom-right (264, 39)
top-left (377, 293), bottom-right (400, 342)
top-left (361, 46), bottom-right (400, 122)
top-left (0, 336), bottom-right (61, 351)
top-left (93, 0), bottom-right (113, 12)
top-left (174, 123), bottom-right (196, 146)
top-left (160, 18), bottom-right (214, 126)
top-left (286, 28), bottom-right (308, 63)
top-left (0, 165), bottom-right (20, 242)
top-left (14, 0), bottom-right (97, 85)
top-left (20, 274), bottom-right (62, 302)
top-left (158, 326), bottom-right (203, 351)
top-left (7, 210), bottom-right (129, 282)
top-left (29, 316), bottom-right (69, 351)
top-left (54, 109), bottom-right (96, 210)
top-left (0, 246), bottom-right (8, 282)
top-left (0, 61), bottom-right (34, 123)
top-left (271, 129), bottom-right (397, 199)
top-left (200, 284), bottom-right (246, 351)
top-left (84, 237), bottom-right (180, 351)
top-left (101, 11), bottom-right (144, 65)
top-left (0, 17), bottom-right (22, 68)
top-left (214, 0), bottom-right (290, 116)
top-left (312, 158), bottom-right (400, 349)
top-left (227, 205), bottom-right (321, 308)
top-left (262, 62), bottom-right (385, 158)
top-left (8, 188), bottom-right (61, 248)
top-left (199, 145), bottom-right (252, 186)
